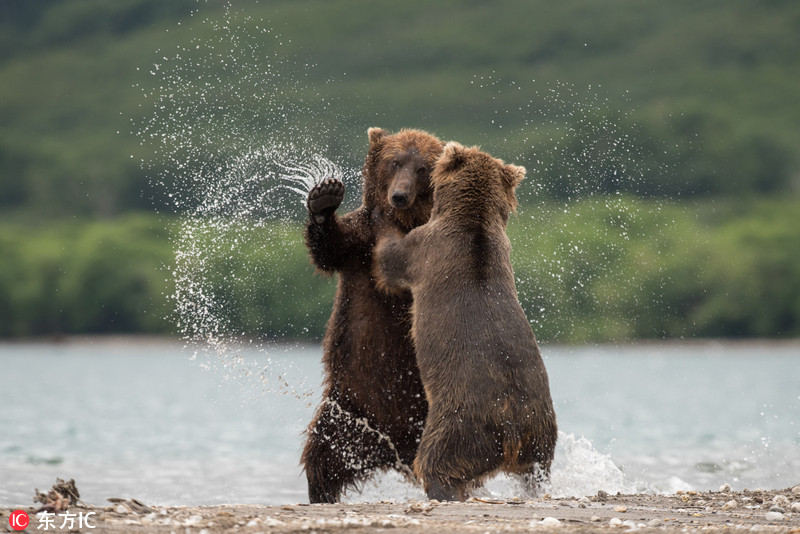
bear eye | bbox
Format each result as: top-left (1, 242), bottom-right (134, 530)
top-left (416, 167), bottom-right (428, 176)
top-left (391, 160), bottom-right (401, 170)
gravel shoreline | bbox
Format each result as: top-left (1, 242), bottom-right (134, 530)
top-left (4, 487), bottom-right (799, 533)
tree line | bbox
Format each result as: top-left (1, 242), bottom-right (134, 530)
top-left (2, 199), bottom-right (798, 341)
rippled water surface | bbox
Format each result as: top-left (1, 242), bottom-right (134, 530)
top-left (1, 338), bottom-right (797, 506)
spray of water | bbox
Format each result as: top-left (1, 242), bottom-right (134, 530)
top-left (324, 399), bottom-right (416, 480)
top-left (469, 74), bottom-right (674, 342)
top-left (343, 432), bottom-right (639, 502)
top-left (135, 3), bottom-right (357, 398)
top-left (279, 155), bottom-right (344, 203)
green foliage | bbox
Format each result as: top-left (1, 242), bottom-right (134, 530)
top-left (2, 200), bottom-right (798, 340)
top-left (1, 0), bottom-right (800, 218)
top-left (0, 214), bottom-right (174, 336)
top-left (0, 0), bottom-right (197, 57)
top-left (508, 197), bottom-right (800, 342)
top-left (178, 220), bottom-right (335, 340)
top-left (687, 201), bottom-right (800, 337)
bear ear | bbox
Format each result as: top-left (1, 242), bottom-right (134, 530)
top-left (438, 141), bottom-right (467, 173)
top-left (502, 164), bottom-right (526, 211)
top-left (503, 163), bottom-right (526, 189)
top-left (368, 127), bottom-right (386, 148)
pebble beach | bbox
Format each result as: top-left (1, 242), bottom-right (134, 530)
top-left (4, 486), bottom-right (800, 533)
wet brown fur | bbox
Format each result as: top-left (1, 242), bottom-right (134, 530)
top-left (301, 128), bottom-right (444, 503)
top-left (374, 142), bottom-right (558, 501)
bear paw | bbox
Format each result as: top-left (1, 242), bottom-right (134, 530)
top-left (307, 178), bottom-right (345, 223)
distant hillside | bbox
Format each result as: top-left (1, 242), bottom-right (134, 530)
top-left (1, 0), bottom-right (799, 218)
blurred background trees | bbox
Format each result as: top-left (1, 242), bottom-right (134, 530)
top-left (1, 0), bottom-right (798, 341)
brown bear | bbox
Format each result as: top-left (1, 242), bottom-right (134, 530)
top-left (300, 127), bottom-right (444, 503)
top-left (374, 142), bottom-right (558, 501)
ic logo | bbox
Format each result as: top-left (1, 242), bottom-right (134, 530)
top-left (9, 510), bottom-right (29, 531)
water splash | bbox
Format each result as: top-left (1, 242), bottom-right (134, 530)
top-left (542, 433), bottom-right (632, 497)
top-left (467, 74), bottom-right (675, 342)
top-left (279, 154), bottom-right (345, 202)
top-left (342, 432), bottom-right (638, 502)
top-left (324, 399), bottom-right (416, 480)
top-left (135, 3), bottom-right (355, 395)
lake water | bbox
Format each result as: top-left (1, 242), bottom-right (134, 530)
top-left (1, 338), bottom-right (798, 507)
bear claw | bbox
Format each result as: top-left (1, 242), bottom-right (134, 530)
top-left (307, 178), bottom-right (345, 222)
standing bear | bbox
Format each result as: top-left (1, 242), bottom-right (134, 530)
top-left (301, 127), bottom-right (444, 503)
top-left (374, 142), bottom-right (558, 501)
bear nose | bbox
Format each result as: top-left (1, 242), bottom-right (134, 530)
top-left (391, 192), bottom-right (409, 208)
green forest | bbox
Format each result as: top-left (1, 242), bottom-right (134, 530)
top-left (1, 0), bottom-right (799, 341)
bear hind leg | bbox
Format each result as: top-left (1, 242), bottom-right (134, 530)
top-left (302, 400), bottom-right (370, 503)
top-left (425, 480), bottom-right (462, 502)
top-left (302, 399), bottom-right (399, 503)
top-left (302, 422), bottom-right (361, 503)
top-left (515, 460), bottom-right (552, 498)
top-left (414, 418), bottom-right (504, 501)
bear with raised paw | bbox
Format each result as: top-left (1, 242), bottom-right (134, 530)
top-left (301, 127), bottom-right (444, 503)
top-left (374, 142), bottom-right (558, 501)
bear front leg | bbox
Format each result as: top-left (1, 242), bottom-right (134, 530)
top-left (373, 233), bottom-right (412, 293)
top-left (307, 178), bottom-right (345, 224)
top-left (305, 180), bottom-right (373, 273)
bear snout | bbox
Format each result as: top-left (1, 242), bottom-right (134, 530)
top-left (388, 176), bottom-right (417, 209)
top-left (390, 191), bottom-right (410, 208)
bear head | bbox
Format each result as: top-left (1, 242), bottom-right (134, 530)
top-left (430, 141), bottom-right (525, 224)
top-left (362, 127), bottom-right (444, 231)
